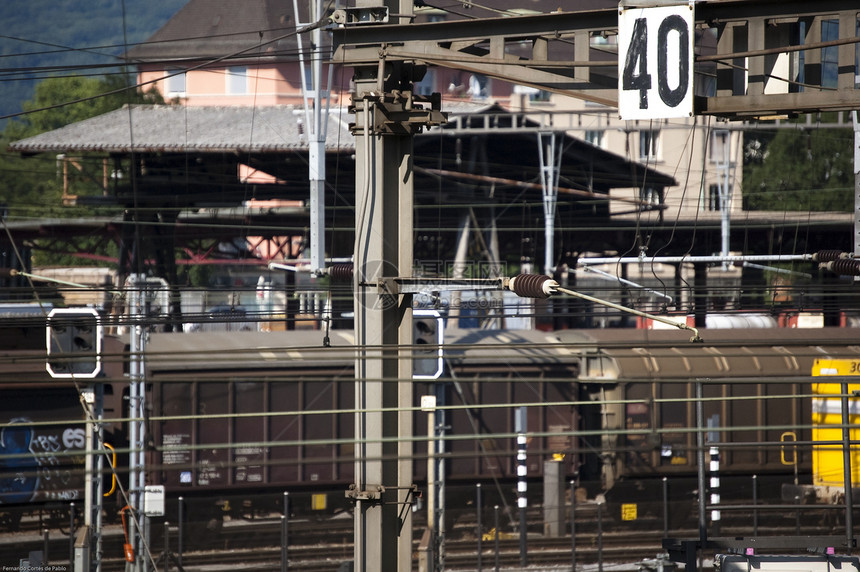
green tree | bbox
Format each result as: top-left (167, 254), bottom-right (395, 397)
top-left (0, 74), bottom-right (163, 266)
top-left (743, 127), bottom-right (853, 211)
top-left (5, 74), bottom-right (161, 140)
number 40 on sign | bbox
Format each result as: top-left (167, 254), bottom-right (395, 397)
top-left (618, 3), bottom-right (694, 120)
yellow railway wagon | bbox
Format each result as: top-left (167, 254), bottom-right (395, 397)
top-left (811, 359), bottom-right (860, 500)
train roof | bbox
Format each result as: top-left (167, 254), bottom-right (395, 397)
top-left (142, 328), bottom-right (573, 374)
top-left (141, 327), bottom-right (860, 380)
top-left (556, 327), bottom-right (860, 381)
top-left (143, 329), bottom-right (357, 374)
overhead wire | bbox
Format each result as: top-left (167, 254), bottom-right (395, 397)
top-left (0, 24), bottom-right (331, 81)
top-left (0, 2), bottom-right (856, 532)
top-left (0, 16), bottom-right (330, 123)
top-left (645, 116), bottom-right (701, 306)
top-left (0, 8), bottom-right (332, 569)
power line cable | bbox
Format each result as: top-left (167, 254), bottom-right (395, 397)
top-left (0, 16), bottom-right (330, 123)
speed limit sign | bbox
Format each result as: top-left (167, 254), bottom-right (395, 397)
top-left (618, 3), bottom-right (694, 120)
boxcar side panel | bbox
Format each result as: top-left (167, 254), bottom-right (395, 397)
top-left (0, 388), bottom-right (86, 504)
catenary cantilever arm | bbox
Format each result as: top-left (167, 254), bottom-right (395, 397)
top-left (505, 273), bottom-right (702, 343)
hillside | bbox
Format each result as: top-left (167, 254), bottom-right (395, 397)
top-left (0, 0), bottom-right (188, 128)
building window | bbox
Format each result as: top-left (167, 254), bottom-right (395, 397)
top-left (709, 130), bottom-right (730, 163)
top-left (227, 66), bottom-right (248, 94)
top-left (708, 183), bottom-right (732, 211)
top-left (165, 68), bottom-right (186, 97)
top-left (585, 130), bottom-right (604, 148)
top-left (821, 19), bottom-right (839, 88)
top-left (639, 130), bottom-right (659, 161)
top-left (640, 186), bottom-right (663, 207)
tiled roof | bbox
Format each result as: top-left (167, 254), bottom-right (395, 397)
top-left (7, 105), bottom-right (355, 154)
top-left (126, 0), bottom-right (619, 63)
top-left (126, 0), bottom-right (304, 62)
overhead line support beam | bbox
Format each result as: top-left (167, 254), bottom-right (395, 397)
top-left (332, 0), bottom-right (860, 118)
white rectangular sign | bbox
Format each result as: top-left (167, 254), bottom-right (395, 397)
top-left (144, 485), bottom-right (166, 516)
top-left (618, 3), bottom-right (694, 120)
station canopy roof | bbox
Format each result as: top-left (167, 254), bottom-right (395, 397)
top-left (8, 104), bottom-right (354, 154)
top-left (8, 103), bottom-right (676, 210)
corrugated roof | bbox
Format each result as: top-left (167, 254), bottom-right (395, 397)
top-left (142, 326), bottom-right (860, 378)
top-left (7, 105), bottom-right (355, 154)
top-left (556, 328), bottom-right (860, 381)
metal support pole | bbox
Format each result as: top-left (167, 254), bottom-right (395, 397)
top-left (693, 264), bottom-right (708, 329)
top-left (597, 500), bottom-right (604, 572)
top-left (476, 484), bottom-right (482, 572)
top-left (841, 381), bottom-right (854, 551)
top-left (708, 415), bottom-right (721, 536)
top-left (570, 479), bottom-right (576, 572)
top-left (427, 404), bottom-right (435, 558)
top-left (696, 381), bottom-right (707, 569)
top-left (144, 515), bottom-right (151, 572)
top-left (716, 128), bottom-right (732, 269)
top-left (852, 111), bottom-right (860, 277)
top-left (435, 383), bottom-right (446, 570)
top-left (43, 528), bottom-right (49, 567)
top-left (177, 497), bottom-right (183, 570)
top-left (543, 460), bottom-right (563, 537)
top-left (281, 516), bottom-right (287, 572)
top-left (84, 398), bottom-right (93, 527)
top-left (662, 477), bottom-right (669, 537)
top-left (752, 475), bottom-right (758, 536)
top-left (537, 131), bottom-right (562, 275)
top-left (351, 49), bottom-right (425, 571)
top-left (162, 522), bottom-right (169, 572)
top-left (308, 95), bottom-right (327, 273)
top-left (516, 407), bottom-right (528, 567)
top-left (74, 526), bottom-right (90, 572)
top-left (288, 492), bottom-right (290, 572)
top-left (293, 0), bottom-right (332, 274)
top-left (81, 386), bottom-right (96, 572)
top-left (128, 274), bottom-right (147, 572)
top-left (70, 502), bottom-right (76, 566)
top-left (94, 383), bottom-right (104, 572)
top-left (343, 7), bottom-right (448, 571)
top-left (493, 506), bottom-right (500, 572)
top-left (710, 445), bottom-right (721, 536)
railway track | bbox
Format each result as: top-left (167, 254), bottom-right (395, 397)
top-left (93, 529), bottom-right (671, 571)
top-left (442, 531), bottom-right (670, 571)
top-left (97, 525), bottom-right (846, 571)
top-left (0, 513), bottom-right (662, 571)
top-left (1, 503), bottom-right (843, 571)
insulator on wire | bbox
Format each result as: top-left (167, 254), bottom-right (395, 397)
top-left (813, 250), bottom-right (850, 263)
top-left (507, 274), bottom-right (558, 298)
top-left (823, 259), bottom-right (860, 276)
top-left (327, 264), bottom-right (354, 282)
top-left (0, 268), bottom-right (18, 278)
